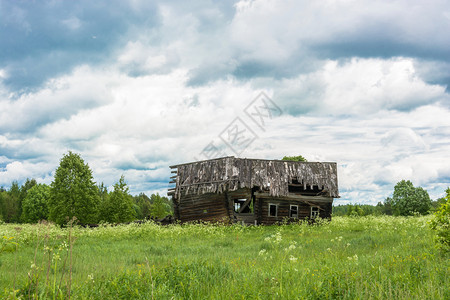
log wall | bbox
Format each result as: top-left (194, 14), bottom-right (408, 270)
top-left (256, 195), bottom-right (333, 225)
top-left (176, 192), bottom-right (230, 223)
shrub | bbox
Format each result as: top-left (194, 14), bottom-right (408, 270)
top-left (429, 188), bottom-right (450, 251)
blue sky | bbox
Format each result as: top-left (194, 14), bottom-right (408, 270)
top-left (1, 0), bottom-right (449, 204)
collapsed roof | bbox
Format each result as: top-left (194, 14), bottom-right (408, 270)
top-left (170, 157), bottom-right (339, 199)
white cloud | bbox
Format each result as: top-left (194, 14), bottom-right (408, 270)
top-left (0, 0), bottom-right (449, 204)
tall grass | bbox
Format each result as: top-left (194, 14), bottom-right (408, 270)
top-left (0, 216), bottom-right (448, 299)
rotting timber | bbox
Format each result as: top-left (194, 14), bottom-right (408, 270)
top-left (168, 157), bottom-right (339, 225)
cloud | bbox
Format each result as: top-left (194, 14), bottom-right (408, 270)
top-left (0, 0), bottom-right (449, 204)
top-left (0, 0), bottom-right (160, 90)
top-left (0, 66), bottom-right (113, 134)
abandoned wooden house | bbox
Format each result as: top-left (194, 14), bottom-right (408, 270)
top-left (168, 157), bottom-right (339, 225)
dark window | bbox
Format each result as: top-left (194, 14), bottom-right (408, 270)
top-left (269, 204), bottom-right (277, 217)
top-left (234, 199), bottom-right (252, 213)
top-left (311, 206), bottom-right (319, 218)
top-left (288, 179), bottom-right (324, 196)
top-left (289, 205), bottom-right (298, 218)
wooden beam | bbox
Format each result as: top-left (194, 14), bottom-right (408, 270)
top-left (238, 198), bottom-right (253, 214)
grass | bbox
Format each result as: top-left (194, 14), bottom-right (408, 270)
top-left (0, 216), bottom-right (448, 299)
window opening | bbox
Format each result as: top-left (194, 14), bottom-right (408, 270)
top-left (288, 179), bottom-right (324, 196)
top-left (269, 204), bottom-right (277, 217)
top-left (311, 206), bottom-right (320, 218)
top-left (234, 198), bottom-right (253, 214)
top-left (289, 205), bottom-right (298, 218)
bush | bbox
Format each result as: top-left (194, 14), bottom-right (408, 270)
top-left (429, 188), bottom-right (450, 251)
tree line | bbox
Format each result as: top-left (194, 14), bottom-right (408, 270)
top-left (0, 152), bottom-right (172, 225)
top-left (333, 180), bottom-right (446, 216)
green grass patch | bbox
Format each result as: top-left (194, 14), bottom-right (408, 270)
top-left (0, 216), bottom-right (448, 299)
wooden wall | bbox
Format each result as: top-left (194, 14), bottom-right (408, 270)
top-left (176, 192), bottom-right (230, 223)
top-left (174, 188), bottom-right (333, 225)
top-left (256, 195), bottom-right (333, 225)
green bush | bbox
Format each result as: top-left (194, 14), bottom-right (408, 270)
top-left (429, 188), bottom-right (450, 251)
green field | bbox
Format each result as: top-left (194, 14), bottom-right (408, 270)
top-left (1, 216), bottom-right (449, 299)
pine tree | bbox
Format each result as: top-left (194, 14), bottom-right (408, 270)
top-left (100, 176), bottom-right (135, 223)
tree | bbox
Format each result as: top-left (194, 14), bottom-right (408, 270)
top-left (281, 155), bottom-right (307, 162)
top-left (429, 188), bottom-right (450, 251)
top-left (99, 176), bottom-right (135, 223)
top-left (0, 182), bottom-right (20, 223)
top-left (49, 152), bottom-right (99, 225)
top-left (133, 193), bottom-right (152, 219)
top-left (97, 182), bottom-right (110, 221)
top-left (18, 178), bottom-right (37, 222)
top-left (150, 193), bottom-right (172, 219)
top-left (0, 191), bottom-right (5, 221)
top-left (391, 180), bottom-right (431, 216)
top-left (21, 184), bottom-right (50, 223)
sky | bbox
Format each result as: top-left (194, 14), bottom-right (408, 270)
top-left (1, 0), bottom-right (449, 205)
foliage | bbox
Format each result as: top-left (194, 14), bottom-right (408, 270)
top-left (133, 193), bottom-right (152, 219)
top-left (0, 216), bottom-right (448, 299)
top-left (0, 182), bottom-right (20, 223)
top-left (99, 176), bottom-right (135, 223)
top-left (0, 179), bottom-right (37, 223)
top-left (281, 155), bottom-right (307, 162)
top-left (149, 193), bottom-right (172, 219)
top-left (0, 191), bottom-right (5, 222)
top-left (391, 180), bottom-right (431, 216)
top-left (97, 182), bottom-right (109, 221)
top-left (333, 203), bottom-right (386, 216)
top-left (18, 178), bottom-right (37, 221)
top-left (21, 184), bottom-right (50, 223)
top-left (429, 188), bottom-right (450, 252)
top-left (0, 235), bottom-right (18, 254)
top-left (49, 152), bottom-right (99, 225)
top-left (346, 204), bottom-right (365, 216)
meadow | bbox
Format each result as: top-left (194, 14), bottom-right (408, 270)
top-left (1, 216), bottom-right (448, 299)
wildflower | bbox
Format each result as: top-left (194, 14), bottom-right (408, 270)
top-left (347, 254), bottom-right (358, 261)
top-left (259, 249), bottom-right (267, 256)
top-left (275, 232), bottom-right (282, 244)
top-left (289, 255), bottom-right (298, 262)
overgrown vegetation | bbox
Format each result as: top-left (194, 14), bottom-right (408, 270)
top-left (0, 216), bottom-right (448, 299)
top-left (281, 155), bottom-right (307, 162)
top-left (429, 188), bottom-right (450, 252)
